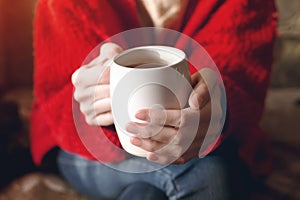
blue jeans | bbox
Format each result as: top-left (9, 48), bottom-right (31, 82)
top-left (57, 150), bottom-right (231, 200)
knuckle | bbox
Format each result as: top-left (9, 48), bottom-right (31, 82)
top-left (96, 117), bottom-right (105, 126)
top-left (96, 114), bottom-right (110, 126)
top-left (79, 104), bottom-right (91, 115)
top-left (71, 70), bottom-right (79, 85)
top-left (79, 104), bottom-right (86, 113)
top-left (73, 91), bottom-right (79, 101)
top-left (73, 90), bottom-right (82, 102)
top-left (148, 145), bottom-right (157, 152)
top-left (74, 88), bottom-right (90, 102)
top-left (148, 130), bottom-right (157, 139)
top-left (96, 116), bottom-right (104, 126)
top-left (85, 116), bottom-right (95, 126)
top-left (72, 68), bottom-right (85, 85)
top-left (146, 141), bottom-right (158, 152)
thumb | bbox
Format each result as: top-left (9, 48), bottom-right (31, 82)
top-left (99, 42), bottom-right (123, 61)
top-left (88, 43), bottom-right (123, 66)
top-left (188, 72), bottom-right (210, 110)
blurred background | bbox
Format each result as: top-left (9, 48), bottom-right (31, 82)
top-left (0, 0), bottom-right (299, 199)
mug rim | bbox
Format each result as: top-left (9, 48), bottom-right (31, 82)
top-left (113, 45), bottom-right (186, 70)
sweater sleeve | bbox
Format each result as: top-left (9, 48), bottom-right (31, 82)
top-left (31, 0), bottom-right (139, 164)
top-left (184, 0), bottom-right (277, 174)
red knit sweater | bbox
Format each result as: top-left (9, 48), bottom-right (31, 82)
top-left (31, 0), bottom-right (277, 175)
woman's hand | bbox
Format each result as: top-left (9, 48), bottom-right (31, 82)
top-left (126, 69), bottom-right (224, 164)
top-left (72, 43), bottom-right (122, 126)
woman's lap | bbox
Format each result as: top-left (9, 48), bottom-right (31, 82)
top-left (57, 150), bottom-right (231, 200)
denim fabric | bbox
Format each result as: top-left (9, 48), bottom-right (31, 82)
top-left (57, 150), bottom-right (231, 200)
top-left (118, 182), bottom-right (168, 200)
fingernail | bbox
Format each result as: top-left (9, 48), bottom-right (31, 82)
top-left (126, 123), bottom-right (138, 133)
top-left (130, 137), bottom-right (142, 146)
top-left (148, 153), bottom-right (158, 161)
top-left (135, 110), bottom-right (149, 121)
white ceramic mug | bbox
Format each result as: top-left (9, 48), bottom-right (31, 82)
top-left (110, 45), bottom-right (192, 157)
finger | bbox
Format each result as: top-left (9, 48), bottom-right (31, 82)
top-left (95, 112), bottom-right (114, 126)
top-left (94, 84), bottom-right (110, 100)
top-left (94, 98), bottom-right (111, 114)
top-left (126, 122), bottom-right (177, 142)
top-left (98, 67), bottom-right (110, 84)
top-left (99, 43), bottom-right (123, 60)
top-left (135, 109), bottom-right (182, 127)
top-left (150, 127), bottom-right (178, 143)
top-left (72, 65), bottom-right (109, 87)
top-left (146, 144), bottom-right (184, 164)
top-left (130, 137), bottom-right (165, 152)
top-left (72, 43), bottom-right (121, 86)
top-left (173, 124), bottom-right (214, 164)
top-left (78, 98), bottom-right (111, 117)
top-left (189, 73), bottom-right (210, 109)
top-left (126, 122), bottom-right (163, 138)
top-left (150, 143), bottom-right (197, 165)
top-left (178, 120), bottom-right (210, 158)
top-left (198, 101), bottom-right (212, 122)
top-left (71, 68), bottom-right (80, 85)
top-left (74, 84), bottom-right (110, 102)
top-left (190, 68), bottom-right (220, 110)
top-left (86, 43), bottom-right (123, 67)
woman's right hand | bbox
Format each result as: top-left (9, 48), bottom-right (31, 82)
top-left (71, 43), bottom-right (123, 126)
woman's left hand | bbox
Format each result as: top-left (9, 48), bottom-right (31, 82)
top-left (126, 69), bottom-right (224, 165)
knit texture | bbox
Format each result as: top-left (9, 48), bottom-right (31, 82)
top-left (31, 0), bottom-right (277, 175)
